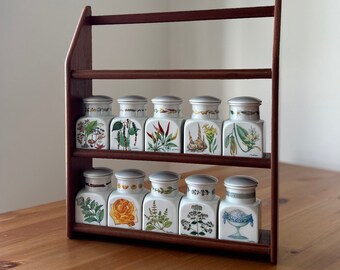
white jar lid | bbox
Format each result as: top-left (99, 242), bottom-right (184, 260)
top-left (115, 169), bottom-right (145, 179)
top-left (149, 171), bottom-right (180, 183)
top-left (224, 175), bottom-right (258, 188)
top-left (189, 96), bottom-right (221, 105)
top-left (83, 95), bottom-right (113, 104)
top-left (152, 95), bottom-right (182, 105)
top-left (228, 96), bottom-right (262, 106)
top-left (185, 174), bottom-right (218, 186)
top-left (117, 95), bottom-right (147, 104)
top-left (83, 167), bottom-right (113, 178)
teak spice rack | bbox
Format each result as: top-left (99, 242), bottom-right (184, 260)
top-left (65, 1), bottom-right (281, 264)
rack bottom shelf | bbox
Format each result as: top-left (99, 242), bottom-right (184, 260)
top-left (72, 223), bottom-right (271, 256)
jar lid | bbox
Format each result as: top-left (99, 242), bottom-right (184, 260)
top-left (149, 171), bottom-right (180, 183)
top-left (224, 175), bottom-right (258, 188)
top-left (117, 95), bottom-right (147, 104)
top-left (189, 96), bottom-right (221, 105)
top-left (152, 96), bottom-right (182, 105)
top-left (115, 169), bottom-right (145, 179)
top-left (83, 167), bottom-right (113, 178)
top-left (83, 95), bottom-right (113, 104)
top-left (228, 96), bottom-right (262, 106)
top-left (185, 174), bottom-right (218, 186)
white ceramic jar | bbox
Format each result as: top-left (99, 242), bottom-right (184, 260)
top-left (218, 175), bottom-right (261, 243)
top-left (142, 171), bottom-right (183, 234)
top-left (145, 96), bottom-right (183, 153)
top-left (184, 96), bottom-right (222, 155)
top-left (75, 167), bottom-right (113, 226)
top-left (76, 95), bottom-right (114, 150)
top-left (222, 96), bottom-right (264, 158)
top-left (179, 174), bottom-right (219, 239)
top-left (110, 95), bottom-right (147, 151)
top-left (107, 169), bottom-right (148, 230)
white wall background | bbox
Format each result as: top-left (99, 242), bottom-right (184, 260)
top-left (1, 0), bottom-right (339, 213)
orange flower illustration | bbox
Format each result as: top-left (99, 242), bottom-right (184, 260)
top-left (110, 199), bottom-right (136, 226)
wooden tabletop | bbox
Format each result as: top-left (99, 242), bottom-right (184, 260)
top-left (0, 163), bottom-right (339, 270)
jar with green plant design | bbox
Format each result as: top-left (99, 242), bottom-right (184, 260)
top-left (222, 96), bottom-right (264, 158)
top-left (179, 174), bottom-right (219, 239)
top-left (76, 95), bottom-right (114, 150)
top-left (110, 95), bottom-right (147, 151)
top-left (145, 96), bottom-right (183, 153)
top-left (75, 167), bottom-right (113, 226)
top-left (142, 171), bottom-right (183, 234)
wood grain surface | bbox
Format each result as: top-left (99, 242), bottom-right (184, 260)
top-left (0, 163), bottom-right (339, 269)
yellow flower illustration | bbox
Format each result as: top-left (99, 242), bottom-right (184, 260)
top-left (110, 199), bottom-right (137, 226)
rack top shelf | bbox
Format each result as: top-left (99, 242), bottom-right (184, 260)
top-left (89, 6), bottom-right (274, 25)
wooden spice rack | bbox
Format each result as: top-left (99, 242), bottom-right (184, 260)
top-left (65, 1), bottom-right (281, 264)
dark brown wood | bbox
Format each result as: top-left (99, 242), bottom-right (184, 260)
top-left (90, 6), bottom-right (274, 25)
top-left (65, 6), bottom-right (93, 238)
top-left (71, 69), bottom-right (272, 80)
top-left (270, 0), bottom-right (282, 265)
top-left (73, 149), bottom-right (271, 169)
top-left (73, 224), bottom-right (271, 255)
top-left (65, 2), bottom-right (281, 264)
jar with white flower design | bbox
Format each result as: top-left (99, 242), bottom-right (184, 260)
top-left (107, 169), bottom-right (148, 230)
top-left (142, 171), bottom-right (183, 234)
top-left (222, 96), bottom-right (264, 158)
top-left (76, 95), bottom-right (114, 150)
top-left (75, 167), bottom-right (113, 226)
top-left (184, 96), bottom-right (222, 155)
top-left (145, 96), bottom-right (183, 153)
top-left (179, 174), bottom-right (219, 239)
top-left (110, 95), bottom-right (147, 151)
top-left (218, 175), bottom-right (261, 243)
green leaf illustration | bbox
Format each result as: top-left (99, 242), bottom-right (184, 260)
top-left (128, 127), bottom-right (138, 136)
top-left (77, 196), bottom-right (104, 224)
top-left (146, 225), bottom-right (156, 231)
top-left (85, 120), bottom-right (97, 135)
top-left (236, 124), bottom-right (249, 143)
top-left (144, 201), bottom-right (173, 232)
top-left (112, 121), bottom-right (123, 131)
top-left (224, 134), bottom-right (230, 149)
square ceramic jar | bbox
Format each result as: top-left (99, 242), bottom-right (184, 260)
top-left (142, 171), bottom-right (183, 234)
top-left (110, 95), bottom-right (148, 151)
top-left (222, 96), bottom-right (264, 158)
top-left (145, 96), bottom-right (184, 153)
top-left (76, 95), bottom-right (114, 150)
top-left (184, 96), bottom-right (222, 155)
top-left (179, 175), bottom-right (219, 239)
top-left (107, 169), bottom-right (148, 230)
top-left (75, 168), bottom-right (113, 226)
top-left (218, 175), bottom-right (261, 243)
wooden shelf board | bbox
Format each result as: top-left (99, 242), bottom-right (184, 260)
top-left (90, 6), bottom-right (274, 25)
top-left (71, 69), bottom-right (272, 80)
top-left (73, 149), bottom-right (271, 168)
top-left (73, 223), bottom-right (271, 255)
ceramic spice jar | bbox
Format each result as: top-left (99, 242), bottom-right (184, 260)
top-left (107, 169), bottom-right (148, 230)
top-left (110, 95), bottom-right (148, 151)
top-left (184, 96), bottom-right (222, 155)
top-left (142, 171), bottom-right (183, 234)
top-left (218, 175), bottom-right (261, 243)
top-left (75, 167), bottom-right (113, 226)
top-left (179, 175), bottom-right (219, 239)
top-left (222, 96), bottom-right (264, 158)
top-left (145, 96), bottom-right (183, 153)
top-left (76, 95), bottom-right (114, 150)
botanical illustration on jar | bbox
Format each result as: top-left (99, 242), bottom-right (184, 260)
top-left (76, 119), bottom-right (106, 149)
top-left (186, 123), bottom-right (218, 154)
top-left (146, 120), bottom-right (178, 152)
top-left (180, 204), bottom-right (214, 237)
top-left (111, 119), bottom-right (141, 150)
top-left (109, 198), bottom-right (137, 227)
top-left (151, 185), bottom-right (177, 195)
top-left (224, 123), bottom-right (261, 156)
top-left (222, 209), bottom-right (254, 240)
top-left (76, 197), bottom-right (104, 224)
top-left (144, 201), bottom-right (173, 233)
